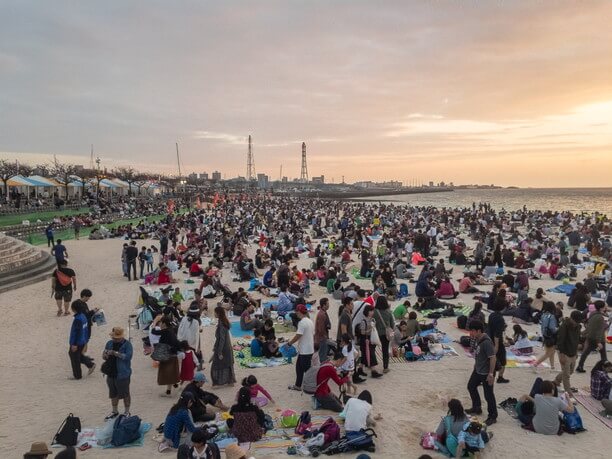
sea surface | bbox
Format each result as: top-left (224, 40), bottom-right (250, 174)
top-left (360, 188), bottom-right (612, 216)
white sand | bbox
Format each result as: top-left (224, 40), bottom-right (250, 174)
top-left (0, 237), bottom-right (609, 459)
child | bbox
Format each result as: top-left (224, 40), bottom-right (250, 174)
top-left (262, 319), bottom-right (280, 357)
top-left (339, 333), bottom-right (362, 391)
top-left (393, 300), bottom-right (411, 320)
top-left (178, 340), bottom-right (199, 385)
top-left (456, 421), bottom-right (487, 458)
top-left (241, 375), bottom-right (274, 407)
top-left (250, 328), bottom-right (265, 358)
top-left (172, 287), bottom-right (185, 304)
top-left (506, 324), bottom-right (533, 355)
top-left (146, 248), bottom-right (154, 272)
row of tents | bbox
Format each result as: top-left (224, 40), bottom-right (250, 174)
top-left (1, 175), bottom-right (163, 198)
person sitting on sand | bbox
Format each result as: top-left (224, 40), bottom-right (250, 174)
top-left (455, 420), bottom-right (491, 458)
top-left (176, 428), bottom-right (221, 459)
top-left (343, 390), bottom-right (381, 452)
top-left (434, 398), bottom-right (469, 457)
top-left (23, 442), bottom-right (53, 459)
top-left (181, 372), bottom-right (228, 422)
top-left (158, 392), bottom-right (198, 452)
top-left (227, 387), bottom-right (266, 443)
top-left (519, 380), bottom-right (574, 434)
top-left (313, 351), bottom-right (350, 412)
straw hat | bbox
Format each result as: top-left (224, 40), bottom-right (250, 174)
top-left (224, 444), bottom-right (247, 459)
top-left (109, 327), bottom-right (125, 339)
top-left (24, 442), bottom-right (53, 456)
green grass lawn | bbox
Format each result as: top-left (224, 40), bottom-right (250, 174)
top-left (0, 208), bottom-right (91, 228)
top-left (25, 207), bottom-right (191, 245)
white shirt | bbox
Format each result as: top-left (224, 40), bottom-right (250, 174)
top-left (296, 317), bottom-right (315, 355)
top-left (339, 345), bottom-right (357, 372)
top-left (344, 398), bottom-right (372, 432)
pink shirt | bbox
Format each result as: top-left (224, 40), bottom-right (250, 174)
top-left (249, 383), bottom-right (272, 401)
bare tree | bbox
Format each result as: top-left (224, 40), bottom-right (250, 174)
top-left (0, 159), bottom-right (32, 202)
top-left (35, 164), bottom-right (51, 177)
top-left (134, 172), bottom-right (152, 196)
top-left (75, 169), bottom-right (95, 198)
top-left (51, 159), bottom-right (78, 202)
top-left (113, 167), bottom-right (140, 196)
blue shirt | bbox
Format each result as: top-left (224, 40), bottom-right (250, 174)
top-left (104, 339), bottom-right (133, 379)
top-left (69, 313), bottom-right (89, 346)
top-left (251, 338), bottom-right (263, 357)
top-left (163, 408), bottom-right (196, 448)
top-left (277, 292), bottom-right (297, 315)
top-left (457, 422), bottom-right (484, 449)
top-left (53, 244), bottom-right (66, 261)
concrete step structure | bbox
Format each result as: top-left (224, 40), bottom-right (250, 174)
top-left (0, 234), bottom-right (56, 294)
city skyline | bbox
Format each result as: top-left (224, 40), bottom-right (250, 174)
top-left (1, 1), bottom-right (612, 187)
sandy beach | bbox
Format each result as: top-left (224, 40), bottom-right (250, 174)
top-left (1, 236), bottom-right (609, 459)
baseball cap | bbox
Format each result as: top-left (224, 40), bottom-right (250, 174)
top-left (295, 304), bottom-right (308, 314)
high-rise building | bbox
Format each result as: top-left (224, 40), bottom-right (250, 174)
top-left (201, 172), bottom-right (209, 180)
top-left (257, 173), bottom-right (269, 189)
top-left (212, 171), bottom-right (222, 181)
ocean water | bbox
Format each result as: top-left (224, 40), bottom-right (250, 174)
top-left (360, 188), bottom-right (612, 216)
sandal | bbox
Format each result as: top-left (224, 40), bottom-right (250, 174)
top-left (56, 311), bottom-right (62, 317)
top-left (287, 385), bottom-right (302, 391)
top-left (78, 442), bottom-right (92, 451)
top-left (158, 442), bottom-right (170, 452)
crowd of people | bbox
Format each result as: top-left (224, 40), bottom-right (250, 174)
top-left (35, 194), bottom-right (611, 458)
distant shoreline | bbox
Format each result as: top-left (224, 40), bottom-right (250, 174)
top-left (274, 187), bottom-right (454, 200)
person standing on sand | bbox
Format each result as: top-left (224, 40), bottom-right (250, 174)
top-left (51, 259), bottom-right (76, 316)
top-left (45, 224), bottom-right (55, 248)
top-left (68, 300), bottom-right (95, 380)
top-left (554, 310), bottom-right (583, 395)
top-left (287, 304), bottom-right (315, 391)
top-left (466, 320), bottom-right (497, 426)
top-left (210, 306), bottom-right (236, 386)
top-left (101, 326), bottom-right (133, 420)
top-left (125, 240), bottom-right (138, 281)
top-left (51, 238), bottom-right (68, 266)
top-left (576, 300), bottom-right (608, 373)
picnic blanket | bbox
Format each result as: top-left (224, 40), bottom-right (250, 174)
top-left (459, 344), bottom-right (548, 368)
top-left (53, 422), bottom-right (152, 449)
top-left (227, 415), bottom-right (345, 452)
top-left (547, 284), bottom-right (575, 295)
top-left (233, 346), bottom-right (290, 368)
top-left (350, 266), bottom-right (371, 280)
top-left (415, 304), bottom-right (472, 319)
top-left (229, 321), bottom-right (254, 338)
top-left (574, 393), bottom-right (612, 429)
top-left (376, 342), bottom-right (458, 363)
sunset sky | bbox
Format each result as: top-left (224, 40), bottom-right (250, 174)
top-left (1, 0), bottom-right (612, 187)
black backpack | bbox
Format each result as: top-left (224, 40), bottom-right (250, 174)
top-left (53, 413), bottom-right (81, 446)
top-left (457, 315), bottom-right (468, 330)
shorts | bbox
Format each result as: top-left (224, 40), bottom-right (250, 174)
top-left (54, 290), bottom-right (73, 302)
top-left (107, 376), bottom-right (131, 399)
top-left (464, 444), bottom-right (482, 454)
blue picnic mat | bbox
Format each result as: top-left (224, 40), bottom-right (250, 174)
top-left (230, 321), bottom-right (255, 338)
top-left (547, 284), bottom-right (575, 295)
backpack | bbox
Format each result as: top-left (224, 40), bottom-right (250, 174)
top-left (302, 364), bottom-right (323, 395)
top-left (315, 417), bottom-right (341, 445)
top-left (111, 414), bottom-right (142, 446)
top-left (53, 413), bottom-right (81, 446)
top-left (562, 408), bottom-right (585, 434)
top-left (56, 269), bottom-right (73, 287)
top-left (457, 315), bottom-right (468, 330)
top-left (280, 410), bottom-right (299, 428)
top-left (398, 284), bottom-right (409, 298)
top-left (295, 411), bottom-right (312, 435)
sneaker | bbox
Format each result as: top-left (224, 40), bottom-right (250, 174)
top-left (575, 368), bottom-right (586, 373)
top-left (383, 368), bottom-right (390, 374)
top-left (104, 412), bottom-right (119, 421)
top-left (465, 407), bottom-right (483, 415)
top-left (352, 374), bottom-right (366, 384)
top-left (87, 363), bottom-right (96, 376)
top-left (484, 417), bottom-right (497, 426)
top-left (357, 368), bottom-right (367, 377)
top-left (497, 377), bottom-right (510, 384)
top-left (123, 411), bottom-right (131, 417)
top-left (371, 371), bottom-right (383, 378)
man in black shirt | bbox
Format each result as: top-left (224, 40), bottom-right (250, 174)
top-left (488, 308), bottom-right (509, 384)
top-left (125, 240), bottom-right (138, 281)
top-left (51, 259), bottom-right (76, 316)
top-left (181, 373), bottom-right (228, 422)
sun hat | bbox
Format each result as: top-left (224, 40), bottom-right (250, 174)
top-left (24, 442), bottom-right (53, 456)
top-left (295, 304), bottom-right (308, 314)
top-left (224, 444), bottom-right (247, 459)
top-left (109, 327), bottom-right (125, 339)
top-left (188, 302), bottom-right (201, 314)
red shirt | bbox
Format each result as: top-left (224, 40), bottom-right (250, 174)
top-left (315, 363), bottom-right (348, 397)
